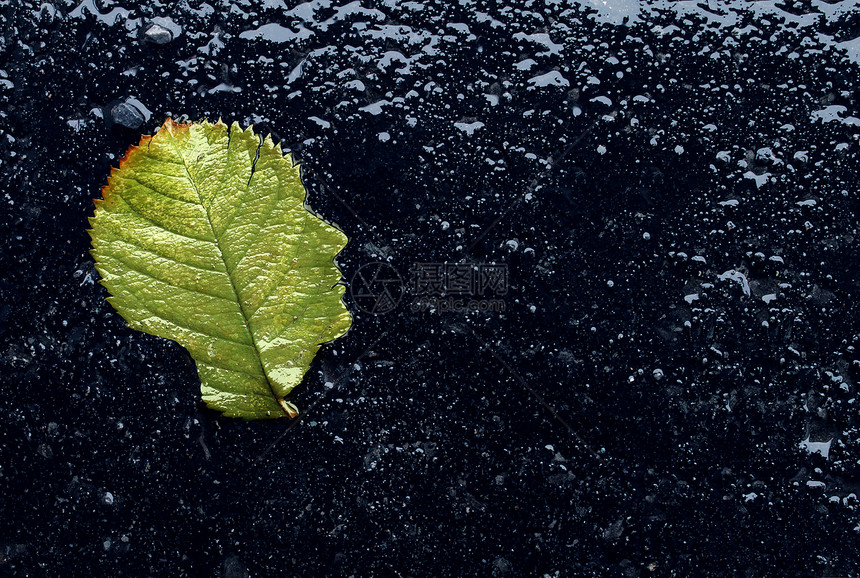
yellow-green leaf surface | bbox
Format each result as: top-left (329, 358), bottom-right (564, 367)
top-left (89, 119), bottom-right (352, 419)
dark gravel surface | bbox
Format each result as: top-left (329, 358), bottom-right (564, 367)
top-left (1, 0), bottom-right (859, 576)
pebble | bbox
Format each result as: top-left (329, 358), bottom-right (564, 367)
top-left (111, 102), bottom-right (145, 129)
top-left (143, 23), bottom-right (174, 45)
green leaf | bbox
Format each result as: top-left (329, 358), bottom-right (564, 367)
top-left (89, 119), bottom-right (352, 419)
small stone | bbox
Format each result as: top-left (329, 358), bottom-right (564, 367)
top-left (143, 23), bottom-right (174, 45)
top-left (111, 102), bottom-right (145, 129)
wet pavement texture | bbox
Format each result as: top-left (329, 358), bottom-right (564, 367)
top-left (1, 0), bottom-right (859, 576)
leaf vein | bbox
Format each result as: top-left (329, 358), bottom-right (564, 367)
top-left (116, 193), bottom-right (214, 244)
top-left (195, 360), bottom-right (266, 381)
top-left (221, 137), bottom-right (267, 265)
top-left (247, 210), bottom-right (310, 319)
top-left (105, 248), bottom-right (235, 304)
top-left (166, 125), bottom-right (281, 406)
top-left (120, 290), bottom-right (253, 350)
top-left (119, 174), bottom-right (199, 206)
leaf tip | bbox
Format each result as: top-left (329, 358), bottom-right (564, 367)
top-left (160, 117), bottom-right (191, 139)
top-left (97, 182), bottom-right (113, 205)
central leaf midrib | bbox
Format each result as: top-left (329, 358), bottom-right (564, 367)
top-left (169, 127), bottom-right (285, 412)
